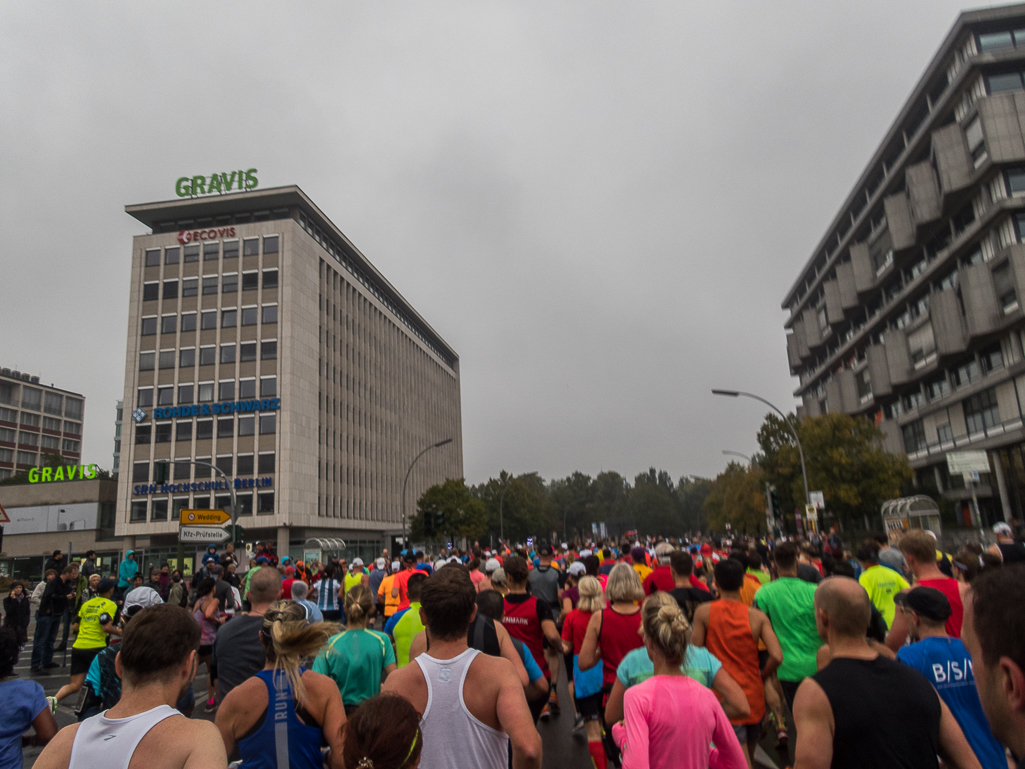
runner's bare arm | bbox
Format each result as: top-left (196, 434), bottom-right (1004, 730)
top-left (936, 696), bottom-right (983, 769)
top-left (885, 596), bottom-right (910, 652)
top-left (494, 621), bottom-right (530, 689)
top-left (540, 618), bottom-right (562, 649)
top-left (577, 611), bottom-right (602, 671)
top-left (495, 663), bottom-right (542, 769)
top-left (712, 667), bottom-right (751, 721)
top-left (792, 678), bottom-right (834, 769)
top-left (30, 721), bottom-right (79, 769)
top-left (754, 609), bottom-right (784, 677)
top-left (409, 630), bottom-right (427, 661)
top-left (214, 687), bottom-right (241, 758)
top-left (604, 677), bottom-right (627, 726)
top-left (183, 720), bottom-right (229, 769)
top-left (314, 676), bottom-right (347, 769)
top-left (689, 602), bottom-right (709, 647)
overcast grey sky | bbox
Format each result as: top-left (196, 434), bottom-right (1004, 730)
top-left (0, 1), bottom-right (993, 484)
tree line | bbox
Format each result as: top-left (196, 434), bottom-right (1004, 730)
top-left (409, 412), bottom-right (914, 545)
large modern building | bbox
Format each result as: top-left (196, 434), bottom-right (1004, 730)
top-left (116, 185), bottom-right (463, 565)
top-left (783, 4), bottom-right (1025, 527)
top-left (0, 368), bottom-right (85, 480)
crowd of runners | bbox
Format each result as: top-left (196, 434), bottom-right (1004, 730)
top-left (0, 523), bottom-right (1023, 768)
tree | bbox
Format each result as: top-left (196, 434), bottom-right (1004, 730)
top-left (629, 468), bottom-right (681, 537)
top-left (677, 476), bottom-right (711, 533)
top-left (758, 412), bottom-right (911, 530)
top-left (410, 478), bottom-right (488, 543)
top-left (591, 471), bottom-right (630, 540)
top-left (703, 462), bottom-right (766, 534)
top-left (548, 472), bottom-right (594, 543)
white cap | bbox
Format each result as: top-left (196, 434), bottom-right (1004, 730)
top-left (485, 558), bottom-right (501, 573)
top-left (376, 558), bottom-right (386, 569)
top-left (568, 561), bottom-right (586, 576)
top-left (448, 556), bottom-right (460, 563)
top-left (124, 586), bottom-right (164, 613)
top-left (994, 522), bottom-right (1013, 535)
top-left (434, 559), bottom-right (448, 572)
top-left (561, 543), bottom-right (568, 550)
top-left (391, 561), bottom-right (401, 571)
top-left (353, 558), bottom-right (364, 566)
top-left (579, 549), bottom-right (592, 557)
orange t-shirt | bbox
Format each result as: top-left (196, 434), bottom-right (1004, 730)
top-left (703, 600), bottom-right (765, 725)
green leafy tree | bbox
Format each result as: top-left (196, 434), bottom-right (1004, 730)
top-left (629, 468), bottom-right (681, 536)
top-left (758, 412), bottom-right (911, 530)
top-left (677, 476), bottom-right (712, 533)
top-left (548, 471), bottom-right (595, 543)
top-left (591, 471), bottom-right (630, 539)
top-left (703, 462), bottom-right (766, 533)
top-left (410, 478), bottom-right (488, 542)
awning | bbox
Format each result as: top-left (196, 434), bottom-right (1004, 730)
top-left (304, 537), bottom-right (346, 551)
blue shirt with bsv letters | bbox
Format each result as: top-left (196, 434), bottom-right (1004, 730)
top-left (897, 636), bottom-right (1008, 769)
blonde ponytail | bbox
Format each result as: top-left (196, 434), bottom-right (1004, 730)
top-left (345, 584), bottom-right (372, 627)
top-left (640, 592), bottom-right (689, 664)
top-left (261, 600), bottom-right (339, 705)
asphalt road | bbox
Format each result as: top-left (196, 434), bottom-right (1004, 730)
top-left (18, 623), bottom-right (784, 768)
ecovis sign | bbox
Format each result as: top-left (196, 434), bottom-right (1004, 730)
top-left (175, 169), bottom-right (258, 198)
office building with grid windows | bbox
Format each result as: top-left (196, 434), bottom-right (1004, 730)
top-left (0, 368), bottom-right (85, 480)
top-left (783, 4), bottom-right (1025, 527)
top-left (116, 185), bottom-right (463, 562)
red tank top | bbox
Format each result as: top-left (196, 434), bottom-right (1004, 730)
top-left (704, 600), bottom-right (765, 725)
top-left (502, 595), bottom-right (549, 677)
top-left (598, 607), bottom-right (643, 688)
top-left (917, 577), bottom-right (964, 638)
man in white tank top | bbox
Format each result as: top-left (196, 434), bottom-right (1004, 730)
top-left (384, 565), bottom-right (542, 769)
top-left (32, 604), bottom-right (226, 769)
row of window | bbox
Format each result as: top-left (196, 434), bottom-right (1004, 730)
top-left (886, 343), bottom-right (1004, 419)
top-left (130, 491), bottom-right (275, 522)
top-left (140, 341), bottom-right (277, 373)
top-left (901, 385), bottom-right (1002, 452)
top-left (0, 386), bottom-right (83, 419)
top-left (138, 376), bottom-right (276, 407)
top-left (142, 305), bottom-right (277, 336)
top-left (131, 452), bottom-right (275, 482)
top-left (0, 408), bottom-right (82, 434)
top-left (143, 236), bottom-right (279, 267)
top-left (0, 434), bottom-right (79, 452)
top-left (142, 269), bottom-right (278, 301)
top-left (0, 450), bottom-right (58, 467)
top-left (135, 413), bottom-right (276, 444)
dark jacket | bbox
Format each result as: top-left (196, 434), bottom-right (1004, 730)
top-left (39, 576), bottom-right (74, 617)
top-left (3, 595), bottom-right (30, 628)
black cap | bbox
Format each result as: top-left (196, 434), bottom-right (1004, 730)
top-left (538, 543), bottom-right (553, 556)
top-left (895, 586), bottom-right (951, 623)
top-left (97, 578), bottom-right (117, 594)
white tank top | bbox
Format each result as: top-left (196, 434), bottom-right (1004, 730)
top-left (414, 648), bottom-right (509, 769)
top-left (69, 704), bottom-right (180, 769)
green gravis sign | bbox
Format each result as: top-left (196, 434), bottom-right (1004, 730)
top-left (176, 169), bottom-right (258, 197)
top-left (28, 464), bottom-right (100, 483)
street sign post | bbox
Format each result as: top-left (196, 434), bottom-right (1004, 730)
top-left (179, 509), bottom-right (231, 526)
top-left (809, 491), bottom-right (825, 510)
top-left (178, 526), bottom-right (230, 544)
top-left (946, 451), bottom-right (990, 474)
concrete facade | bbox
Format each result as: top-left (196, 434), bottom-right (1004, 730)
top-left (0, 369), bottom-right (85, 480)
top-left (115, 186), bottom-right (463, 562)
top-left (782, 5), bottom-right (1025, 526)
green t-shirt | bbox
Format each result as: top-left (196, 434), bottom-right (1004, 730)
top-left (344, 571), bottom-right (365, 595)
top-left (616, 645), bottom-right (722, 690)
top-left (74, 597), bottom-right (117, 650)
top-left (392, 601), bottom-right (425, 668)
top-left (753, 577), bottom-right (820, 682)
top-left (313, 628), bottom-right (396, 706)
top-left (858, 565), bottom-right (910, 629)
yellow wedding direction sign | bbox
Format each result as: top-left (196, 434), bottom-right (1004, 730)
top-left (179, 509), bottom-right (231, 526)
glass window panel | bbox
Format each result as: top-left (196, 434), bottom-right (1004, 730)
top-left (219, 381), bottom-right (235, 400)
top-left (241, 307), bottom-right (258, 326)
top-left (161, 316), bottom-right (176, 335)
top-left (987, 72), bottom-right (1023, 93)
top-left (238, 416), bottom-right (255, 436)
top-left (263, 269), bottom-right (278, 289)
top-left (257, 492), bottom-right (274, 514)
top-left (135, 425), bottom-right (151, 445)
top-left (243, 238), bottom-right (259, 256)
top-left (262, 341), bottom-right (277, 360)
top-left (222, 310), bottom-right (237, 328)
top-left (165, 247), bottom-right (180, 265)
top-left (260, 414), bottom-right (276, 434)
top-left (139, 351), bottom-right (155, 371)
top-left (203, 276), bottom-right (219, 295)
top-left (181, 313), bottom-right (197, 332)
top-left (141, 317), bottom-right (157, 336)
top-left (178, 384), bottom-right (194, 404)
top-left (204, 242), bottom-right (220, 261)
top-left (263, 236), bottom-right (279, 254)
top-left (180, 348), bottom-right (196, 367)
top-left (183, 244), bottom-right (200, 262)
top-left (237, 454), bottom-right (254, 475)
top-left (145, 249), bottom-right (161, 267)
top-left (979, 31), bottom-right (1014, 51)
top-left (262, 305), bottom-right (278, 324)
top-left (260, 377), bottom-right (277, 397)
top-left (216, 455), bottom-right (233, 476)
top-left (196, 420), bottom-right (213, 440)
top-left (157, 387), bottom-right (174, 406)
top-left (137, 388), bottom-right (153, 407)
top-left (223, 240), bottom-right (239, 259)
top-left (220, 345), bottom-right (236, 364)
top-left (182, 278), bottom-right (198, 297)
top-left (240, 343), bottom-right (257, 362)
top-left (201, 311), bottom-right (217, 330)
top-left (199, 347), bottom-right (216, 366)
top-left (222, 273), bottom-right (238, 293)
top-left (163, 280), bottom-right (178, 300)
top-left (239, 379), bottom-right (256, 398)
top-left (155, 422), bottom-right (172, 442)
top-left (258, 453), bottom-right (275, 474)
top-left (198, 382), bottom-right (215, 402)
top-left (242, 272), bottom-right (259, 291)
top-left (143, 283), bottom-right (159, 301)
top-left (218, 417), bottom-right (234, 438)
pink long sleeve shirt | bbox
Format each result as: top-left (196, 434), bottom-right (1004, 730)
top-left (612, 674), bottom-right (747, 769)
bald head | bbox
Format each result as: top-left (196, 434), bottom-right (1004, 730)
top-left (815, 576), bottom-right (871, 639)
top-left (248, 566), bottom-right (284, 605)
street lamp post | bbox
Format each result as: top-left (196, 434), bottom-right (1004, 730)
top-left (721, 450), bottom-right (752, 465)
top-left (712, 389), bottom-right (811, 507)
top-left (499, 471), bottom-right (538, 546)
top-left (401, 439), bottom-right (453, 548)
top-left (155, 458), bottom-right (239, 573)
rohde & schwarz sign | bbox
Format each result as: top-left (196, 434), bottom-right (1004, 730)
top-left (146, 398), bottom-right (281, 420)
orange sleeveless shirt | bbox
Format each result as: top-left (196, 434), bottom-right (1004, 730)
top-left (704, 599), bottom-right (765, 725)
